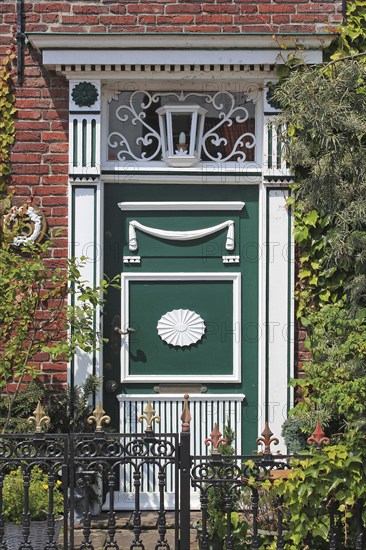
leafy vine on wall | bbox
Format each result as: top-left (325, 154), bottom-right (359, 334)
top-left (0, 47), bottom-right (16, 198)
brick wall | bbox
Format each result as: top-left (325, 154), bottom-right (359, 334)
top-left (0, 0), bottom-right (342, 390)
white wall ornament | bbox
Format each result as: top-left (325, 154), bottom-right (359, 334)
top-left (3, 205), bottom-right (47, 247)
top-left (128, 219), bottom-right (235, 251)
top-left (157, 309), bottom-right (206, 347)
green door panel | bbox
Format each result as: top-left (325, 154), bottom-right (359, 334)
top-left (128, 279), bottom-right (233, 376)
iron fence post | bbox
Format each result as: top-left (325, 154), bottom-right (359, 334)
top-left (180, 395), bottom-right (191, 549)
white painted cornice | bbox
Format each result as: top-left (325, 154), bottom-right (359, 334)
top-left (27, 32), bottom-right (335, 71)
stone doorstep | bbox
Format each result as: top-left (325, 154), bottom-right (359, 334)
top-left (74, 511), bottom-right (202, 530)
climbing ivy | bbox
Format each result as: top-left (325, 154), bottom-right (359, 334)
top-left (332, 0), bottom-right (366, 59)
top-left (0, 47), bottom-right (16, 197)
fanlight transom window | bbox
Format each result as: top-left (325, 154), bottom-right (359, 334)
top-left (107, 90), bottom-right (256, 165)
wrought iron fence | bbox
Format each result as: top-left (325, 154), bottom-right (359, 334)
top-left (0, 396), bottom-right (364, 549)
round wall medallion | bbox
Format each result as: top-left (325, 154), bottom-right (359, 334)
top-left (71, 81), bottom-right (99, 108)
top-left (157, 309), bottom-right (206, 347)
top-left (3, 204), bottom-right (47, 246)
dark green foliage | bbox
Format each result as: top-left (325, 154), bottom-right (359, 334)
top-left (0, 381), bottom-right (45, 433)
top-left (281, 416), bottom-right (307, 454)
top-left (274, 60), bottom-right (366, 315)
top-left (45, 375), bottom-right (100, 433)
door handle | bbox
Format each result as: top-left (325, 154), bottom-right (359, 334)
top-left (114, 326), bottom-right (135, 335)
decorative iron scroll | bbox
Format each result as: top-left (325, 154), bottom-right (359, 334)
top-left (107, 90), bottom-right (256, 163)
top-left (128, 219), bottom-right (235, 251)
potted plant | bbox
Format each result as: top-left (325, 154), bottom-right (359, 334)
top-left (2, 466), bottom-right (64, 550)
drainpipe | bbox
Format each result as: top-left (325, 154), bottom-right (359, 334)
top-left (16, 0), bottom-right (24, 86)
top-left (342, 0), bottom-right (347, 23)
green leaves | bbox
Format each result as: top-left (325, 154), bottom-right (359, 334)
top-left (0, 238), bottom-right (119, 433)
top-left (273, 438), bottom-right (366, 548)
top-left (0, 48), bottom-right (16, 194)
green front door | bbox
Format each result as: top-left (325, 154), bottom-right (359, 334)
top-left (103, 183), bottom-right (259, 451)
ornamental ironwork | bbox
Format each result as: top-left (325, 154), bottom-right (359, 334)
top-left (107, 90), bottom-right (256, 163)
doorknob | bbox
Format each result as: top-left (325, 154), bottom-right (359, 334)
top-left (114, 326), bottom-right (135, 335)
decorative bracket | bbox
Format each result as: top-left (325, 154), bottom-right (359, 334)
top-left (222, 255), bottom-right (240, 264)
top-left (123, 256), bottom-right (141, 264)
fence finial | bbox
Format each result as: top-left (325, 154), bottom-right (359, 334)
top-left (87, 401), bottom-right (111, 432)
top-left (138, 401), bottom-right (160, 432)
top-left (205, 423), bottom-right (227, 454)
top-left (28, 401), bottom-right (50, 433)
top-left (180, 394), bottom-right (191, 433)
top-left (307, 421), bottom-right (330, 450)
top-left (256, 422), bottom-right (279, 454)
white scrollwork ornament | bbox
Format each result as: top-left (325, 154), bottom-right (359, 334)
top-left (107, 89), bottom-right (256, 163)
top-left (157, 309), bottom-right (206, 347)
top-left (2, 205), bottom-right (47, 246)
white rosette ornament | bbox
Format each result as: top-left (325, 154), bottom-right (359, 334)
top-left (157, 309), bottom-right (206, 347)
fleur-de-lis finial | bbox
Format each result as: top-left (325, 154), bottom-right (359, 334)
top-left (87, 401), bottom-right (111, 432)
top-left (204, 423), bottom-right (227, 454)
top-left (307, 421), bottom-right (330, 450)
top-left (28, 401), bottom-right (50, 433)
top-left (138, 401), bottom-right (160, 432)
top-left (256, 422), bottom-right (279, 454)
top-left (180, 394), bottom-right (191, 433)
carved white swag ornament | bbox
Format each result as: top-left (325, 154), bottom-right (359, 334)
top-left (157, 309), bottom-right (206, 347)
top-left (128, 219), bottom-right (235, 251)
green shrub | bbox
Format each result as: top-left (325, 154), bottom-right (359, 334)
top-left (3, 466), bottom-right (64, 524)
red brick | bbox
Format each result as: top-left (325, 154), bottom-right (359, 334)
top-left (62, 15), bottom-right (100, 24)
top-left (109, 5), bottom-right (128, 14)
top-left (0, 4), bottom-right (16, 13)
top-left (148, 25), bottom-right (184, 32)
top-left (291, 14), bottom-right (327, 22)
top-left (166, 3), bottom-right (202, 13)
top-left (16, 121), bottom-right (50, 131)
top-left (41, 196), bottom-right (68, 206)
top-left (15, 131), bottom-right (41, 142)
top-left (235, 15), bottom-right (271, 23)
top-left (50, 143), bottom-right (69, 153)
top-left (139, 15), bottom-right (157, 24)
top-left (273, 15), bottom-right (291, 23)
top-left (297, 3), bottom-right (336, 13)
top-left (42, 14), bottom-right (60, 23)
top-left (128, 4), bottom-right (164, 14)
top-left (34, 3), bottom-right (70, 12)
top-left (42, 131), bottom-right (68, 142)
top-left (203, 4), bottom-right (239, 13)
top-left (157, 15), bottom-right (194, 24)
top-left (99, 15), bottom-right (137, 24)
top-left (11, 153), bottom-right (42, 163)
top-left (34, 185), bottom-right (66, 194)
top-left (52, 209), bottom-right (68, 218)
top-left (196, 14), bottom-right (233, 23)
top-left (13, 142), bottom-right (49, 153)
top-left (11, 175), bottom-right (40, 185)
top-left (16, 109), bottom-right (42, 119)
top-left (259, 4), bottom-right (295, 13)
top-left (72, 5), bottom-right (105, 14)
